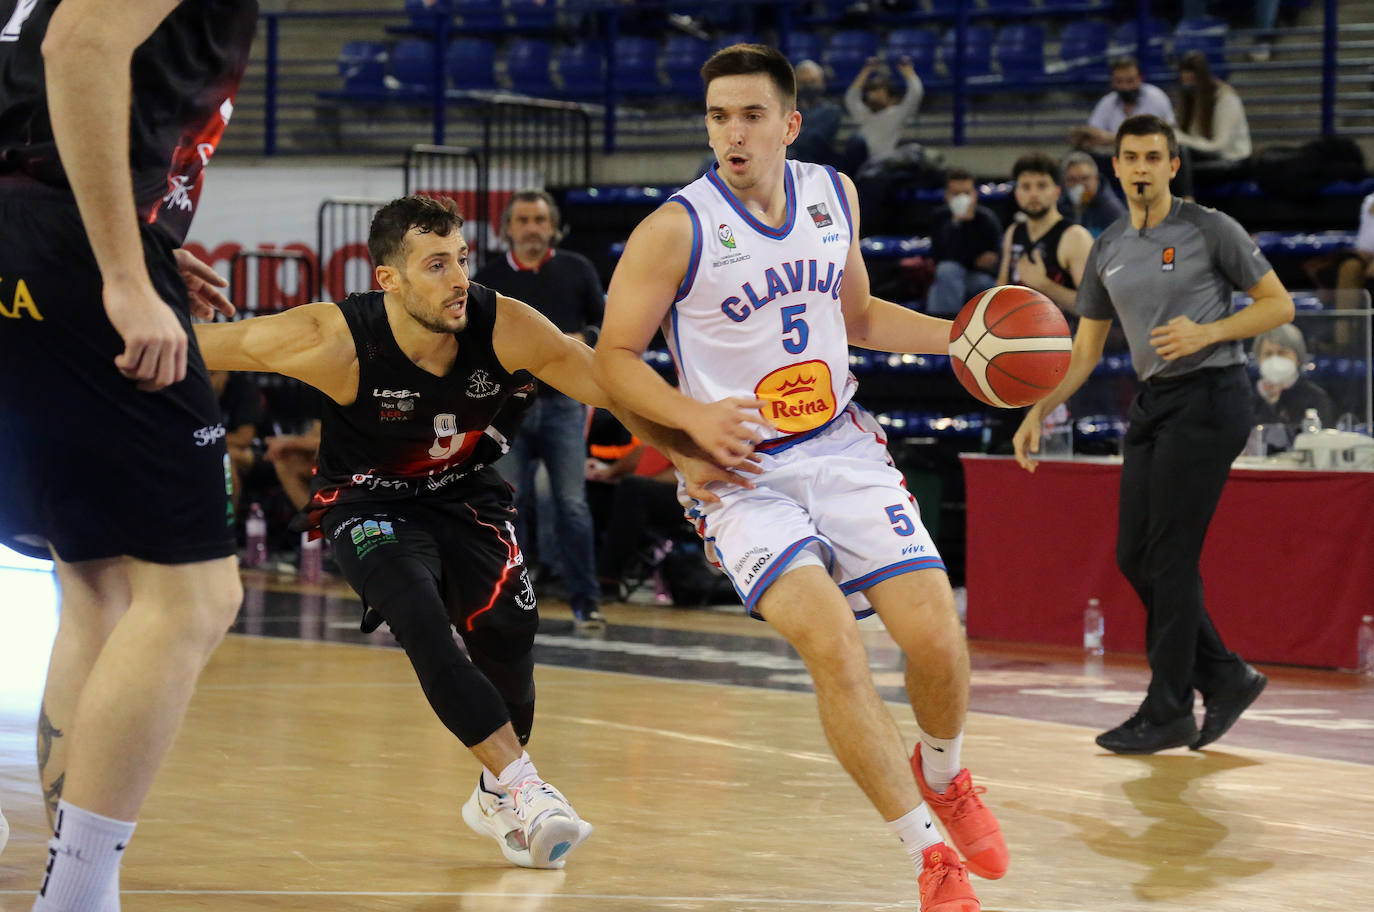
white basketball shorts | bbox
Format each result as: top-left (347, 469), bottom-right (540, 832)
top-left (683, 404), bottom-right (945, 619)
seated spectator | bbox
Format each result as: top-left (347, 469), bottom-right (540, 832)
top-left (1335, 188), bottom-right (1374, 313)
top-left (263, 420), bottom-right (320, 512)
top-left (926, 167), bottom-right (1002, 316)
top-left (789, 60), bottom-right (842, 168)
top-left (210, 370), bottom-right (262, 510)
top-left (1251, 324), bottom-right (1335, 444)
top-left (1067, 56), bottom-right (1174, 153)
top-left (1175, 51), bottom-right (1252, 165)
top-left (1060, 151), bottom-right (1126, 237)
top-left (842, 56), bottom-right (923, 172)
top-left (997, 154), bottom-right (1093, 317)
top-left (596, 445), bottom-right (685, 601)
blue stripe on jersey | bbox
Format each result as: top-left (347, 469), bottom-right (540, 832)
top-left (741, 535), bottom-right (830, 613)
top-left (823, 165), bottom-right (853, 239)
top-left (705, 163), bottom-right (797, 240)
top-left (839, 556), bottom-right (946, 595)
top-left (670, 196), bottom-right (703, 303)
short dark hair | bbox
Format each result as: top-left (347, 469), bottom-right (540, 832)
top-left (1011, 153), bottom-right (1061, 186)
top-left (700, 43), bottom-right (796, 108)
top-left (946, 167), bottom-right (974, 185)
top-left (1115, 113), bottom-right (1179, 158)
top-left (498, 188), bottom-right (563, 245)
top-left (368, 196), bottom-right (464, 268)
top-left (1110, 55), bottom-right (1139, 74)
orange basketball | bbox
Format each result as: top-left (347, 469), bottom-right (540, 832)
top-left (948, 285), bottom-right (1072, 408)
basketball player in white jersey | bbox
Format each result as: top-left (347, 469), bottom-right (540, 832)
top-left (594, 45), bottom-right (1005, 912)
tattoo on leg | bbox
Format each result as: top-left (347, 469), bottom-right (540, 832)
top-left (44, 772), bottom-right (65, 820)
top-left (37, 704), bottom-right (63, 773)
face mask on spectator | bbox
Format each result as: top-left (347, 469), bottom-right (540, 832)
top-left (949, 193), bottom-right (973, 218)
top-left (1067, 183), bottom-right (1087, 206)
top-left (797, 86), bottom-right (822, 107)
top-left (1259, 355), bottom-right (1299, 388)
top-left (1117, 87), bottom-right (1140, 105)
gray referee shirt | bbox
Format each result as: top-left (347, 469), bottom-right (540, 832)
top-left (1077, 198), bottom-right (1272, 381)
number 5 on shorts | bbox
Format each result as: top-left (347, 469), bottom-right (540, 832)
top-left (885, 503), bottom-right (915, 536)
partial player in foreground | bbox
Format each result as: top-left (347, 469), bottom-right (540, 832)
top-left (198, 196), bottom-right (739, 869)
top-left (595, 44), bottom-right (1005, 912)
top-left (1015, 114), bottom-right (1291, 755)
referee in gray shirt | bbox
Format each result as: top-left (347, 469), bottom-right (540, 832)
top-left (1013, 114), bottom-right (1294, 755)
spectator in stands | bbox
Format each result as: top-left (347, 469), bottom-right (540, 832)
top-left (926, 167), bottom-right (1003, 316)
top-left (1067, 56), bottom-right (1174, 153)
top-left (1335, 189), bottom-right (1374, 309)
top-left (476, 189), bottom-right (607, 628)
top-left (1060, 151), bottom-right (1126, 238)
top-left (210, 370), bottom-right (262, 510)
top-left (842, 56), bottom-right (923, 172)
top-left (997, 154), bottom-right (1094, 317)
top-left (788, 60), bottom-right (841, 168)
top-left (263, 420), bottom-right (321, 512)
top-left (1175, 51), bottom-right (1252, 165)
top-left (1251, 323), bottom-right (1334, 439)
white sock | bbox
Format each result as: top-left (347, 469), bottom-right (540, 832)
top-left (493, 751), bottom-right (539, 791)
top-left (33, 800), bottom-right (134, 912)
top-left (920, 731), bottom-right (964, 794)
top-left (0, 797), bottom-right (9, 857)
top-left (888, 804), bottom-right (942, 876)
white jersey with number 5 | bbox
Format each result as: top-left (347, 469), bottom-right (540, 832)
top-left (665, 160), bottom-right (857, 448)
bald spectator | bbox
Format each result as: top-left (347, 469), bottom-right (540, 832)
top-left (788, 60), bottom-right (842, 168)
top-left (1060, 151), bottom-right (1126, 237)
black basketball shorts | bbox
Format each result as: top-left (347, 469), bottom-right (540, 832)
top-left (0, 183), bottom-right (235, 564)
top-left (320, 472), bottom-right (539, 634)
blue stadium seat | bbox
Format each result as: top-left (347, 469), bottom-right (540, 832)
top-left (939, 26), bottom-right (993, 79)
top-left (506, 39), bottom-right (554, 97)
top-left (453, 0), bottom-right (503, 29)
top-left (887, 29), bottom-right (938, 82)
top-left (995, 24), bottom-right (1045, 81)
top-left (781, 31), bottom-right (824, 66)
top-left (823, 30), bottom-right (880, 87)
top-left (405, 0), bottom-right (453, 30)
top-left (1174, 16), bottom-right (1228, 76)
top-left (554, 44), bottom-right (604, 99)
top-left (801, 0), bottom-right (850, 25)
top-left (614, 36), bottom-right (660, 95)
top-left (983, 0), bottom-right (1032, 11)
top-left (339, 40), bottom-right (388, 94)
top-left (391, 38), bottom-right (438, 91)
top-left (1059, 21), bottom-right (1110, 79)
top-left (661, 36), bottom-right (710, 97)
top-left (508, 0), bottom-right (556, 29)
top-left (1110, 17), bottom-right (1168, 75)
top-left (446, 37), bottom-right (497, 91)
top-left (715, 31), bottom-right (759, 52)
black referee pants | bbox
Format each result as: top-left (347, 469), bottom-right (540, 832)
top-left (1116, 365), bottom-right (1253, 723)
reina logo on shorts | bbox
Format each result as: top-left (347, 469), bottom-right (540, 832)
top-left (754, 360), bottom-right (836, 434)
top-left (193, 424), bottom-right (227, 447)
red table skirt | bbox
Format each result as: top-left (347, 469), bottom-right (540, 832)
top-left (961, 455), bottom-right (1374, 669)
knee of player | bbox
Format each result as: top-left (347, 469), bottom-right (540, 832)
top-left (789, 624), bottom-right (869, 680)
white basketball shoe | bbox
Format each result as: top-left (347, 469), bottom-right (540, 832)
top-left (462, 776), bottom-right (593, 869)
top-left (0, 800), bottom-right (9, 857)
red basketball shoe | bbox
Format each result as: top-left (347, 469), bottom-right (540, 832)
top-left (918, 842), bottom-right (981, 912)
top-left (912, 746), bottom-right (1008, 880)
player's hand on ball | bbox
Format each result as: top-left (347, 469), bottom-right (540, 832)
top-left (1012, 410), bottom-right (1042, 473)
top-left (174, 247), bottom-right (235, 321)
top-left (684, 397), bottom-right (773, 467)
top-left (104, 280), bottom-right (189, 392)
top-left (1150, 315), bottom-right (1215, 361)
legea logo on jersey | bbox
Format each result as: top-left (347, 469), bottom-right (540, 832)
top-left (754, 359), bottom-right (836, 433)
top-left (717, 224), bottom-right (737, 249)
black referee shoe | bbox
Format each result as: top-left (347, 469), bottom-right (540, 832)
top-left (1192, 664), bottom-right (1268, 750)
top-left (1095, 713), bottom-right (1198, 755)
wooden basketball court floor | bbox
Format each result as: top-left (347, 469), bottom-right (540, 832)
top-left (1, 558), bottom-right (1371, 911)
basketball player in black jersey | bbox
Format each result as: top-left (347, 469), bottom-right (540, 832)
top-left (0, 1), bottom-right (257, 908)
top-left (196, 195), bottom-right (746, 870)
top-left (997, 153), bottom-right (1094, 316)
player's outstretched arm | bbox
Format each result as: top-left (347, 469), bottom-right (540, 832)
top-left (194, 303), bottom-right (359, 404)
top-left (492, 294), bottom-right (610, 407)
top-left (596, 204), bottom-right (767, 466)
top-left (1012, 316), bottom-right (1112, 472)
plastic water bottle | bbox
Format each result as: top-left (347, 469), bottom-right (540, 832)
top-left (1083, 598), bottom-right (1104, 656)
top-left (299, 531), bottom-right (323, 584)
top-left (243, 503), bottom-right (267, 568)
top-left (1358, 615), bottom-right (1374, 676)
top-left (1301, 408), bottom-right (1322, 436)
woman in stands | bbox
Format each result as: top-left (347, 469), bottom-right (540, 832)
top-left (1175, 50), bottom-right (1252, 165)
